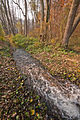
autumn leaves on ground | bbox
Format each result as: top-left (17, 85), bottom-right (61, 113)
top-left (11, 34), bottom-right (80, 88)
top-left (0, 40), bottom-right (47, 120)
top-left (0, 0), bottom-right (80, 119)
top-left (0, 33), bottom-right (80, 120)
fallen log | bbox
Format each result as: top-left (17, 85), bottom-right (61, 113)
top-left (13, 49), bottom-right (80, 120)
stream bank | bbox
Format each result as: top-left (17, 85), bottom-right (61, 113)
top-left (13, 49), bottom-right (80, 120)
top-left (0, 40), bottom-right (48, 120)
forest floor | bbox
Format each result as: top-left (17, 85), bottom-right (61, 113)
top-left (0, 34), bottom-right (80, 120)
top-left (33, 45), bottom-right (80, 88)
top-left (11, 34), bottom-right (80, 88)
top-left (0, 40), bottom-right (48, 120)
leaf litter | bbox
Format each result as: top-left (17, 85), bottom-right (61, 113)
top-left (0, 40), bottom-right (50, 120)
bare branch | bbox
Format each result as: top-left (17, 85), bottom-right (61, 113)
top-left (71, 13), bottom-right (80, 35)
top-left (12, 0), bottom-right (25, 16)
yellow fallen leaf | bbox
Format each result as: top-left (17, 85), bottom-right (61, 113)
top-left (68, 74), bottom-right (71, 77)
top-left (20, 82), bottom-right (23, 85)
top-left (18, 76), bottom-right (21, 79)
top-left (30, 99), bottom-right (33, 102)
top-left (31, 110), bottom-right (35, 115)
top-left (36, 113), bottom-right (39, 117)
top-left (78, 70), bottom-right (80, 72)
top-left (22, 80), bottom-right (24, 83)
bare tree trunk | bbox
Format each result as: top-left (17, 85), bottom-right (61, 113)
top-left (1, 0), bottom-right (15, 35)
top-left (46, 0), bottom-right (50, 23)
top-left (0, 2), bottom-right (10, 34)
top-left (24, 0), bottom-right (27, 36)
top-left (40, 0), bottom-right (44, 41)
top-left (20, 18), bottom-right (23, 35)
top-left (44, 0), bottom-right (51, 42)
top-left (40, 0), bottom-right (44, 22)
top-left (1, 0), bottom-right (11, 33)
top-left (6, 0), bottom-right (15, 35)
top-left (70, 13), bottom-right (80, 36)
top-left (11, 1), bottom-right (18, 34)
top-left (62, 0), bottom-right (80, 48)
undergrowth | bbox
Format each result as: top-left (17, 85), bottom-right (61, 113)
top-left (11, 34), bottom-right (80, 87)
top-left (12, 34), bottom-right (53, 54)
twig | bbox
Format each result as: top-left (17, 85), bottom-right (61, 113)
top-left (12, 0), bottom-right (25, 17)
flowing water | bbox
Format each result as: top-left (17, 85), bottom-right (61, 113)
top-left (13, 49), bottom-right (80, 120)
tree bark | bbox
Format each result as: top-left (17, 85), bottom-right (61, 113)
top-left (62, 0), bottom-right (80, 47)
top-left (1, 0), bottom-right (15, 35)
top-left (40, 0), bottom-right (44, 22)
top-left (70, 13), bottom-right (80, 36)
top-left (6, 0), bottom-right (15, 35)
top-left (0, 2), bottom-right (10, 34)
top-left (40, 0), bottom-right (44, 41)
top-left (24, 0), bottom-right (27, 36)
top-left (46, 0), bottom-right (50, 23)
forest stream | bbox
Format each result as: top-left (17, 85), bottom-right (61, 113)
top-left (13, 49), bottom-right (80, 120)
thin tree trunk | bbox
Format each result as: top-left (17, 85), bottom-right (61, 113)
top-left (24, 0), bottom-right (27, 36)
top-left (7, 0), bottom-right (15, 35)
top-left (1, 0), bottom-right (15, 35)
top-left (40, 0), bottom-right (44, 41)
top-left (70, 13), bottom-right (80, 36)
top-left (46, 0), bottom-right (50, 23)
top-left (40, 0), bottom-right (44, 22)
top-left (0, 2), bottom-right (10, 34)
top-left (62, 0), bottom-right (80, 47)
top-left (44, 0), bottom-right (51, 42)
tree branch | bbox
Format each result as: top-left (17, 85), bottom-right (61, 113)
top-left (12, 0), bottom-right (25, 17)
top-left (70, 13), bottom-right (80, 36)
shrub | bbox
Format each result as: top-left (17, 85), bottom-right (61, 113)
top-left (12, 34), bottom-right (27, 48)
top-left (12, 34), bottom-right (45, 54)
top-left (12, 34), bottom-right (39, 48)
